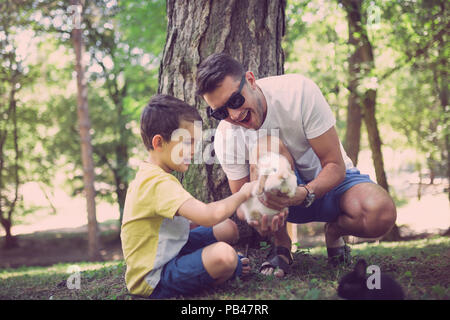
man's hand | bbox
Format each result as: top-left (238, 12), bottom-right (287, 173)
top-left (259, 186), bottom-right (308, 211)
top-left (248, 186), bottom-right (308, 236)
top-left (248, 208), bottom-right (289, 237)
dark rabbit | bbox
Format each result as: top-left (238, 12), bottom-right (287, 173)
top-left (337, 259), bottom-right (405, 300)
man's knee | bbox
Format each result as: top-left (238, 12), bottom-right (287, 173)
top-left (362, 195), bottom-right (397, 238)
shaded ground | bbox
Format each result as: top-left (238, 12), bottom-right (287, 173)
top-left (0, 226), bottom-right (123, 269)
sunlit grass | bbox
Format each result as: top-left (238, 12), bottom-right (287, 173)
top-left (0, 261), bottom-right (123, 280)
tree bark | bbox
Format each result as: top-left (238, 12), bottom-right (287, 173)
top-left (343, 1), bottom-right (364, 166)
top-left (341, 0), bottom-right (400, 241)
top-left (71, 0), bottom-right (102, 261)
top-left (159, 0), bottom-right (286, 245)
top-left (0, 81), bottom-right (19, 249)
top-left (363, 89), bottom-right (390, 191)
top-left (345, 89), bottom-right (362, 166)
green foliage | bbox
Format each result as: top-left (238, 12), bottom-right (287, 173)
top-left (378, 0), bottom-right (448, 176)
top-left (284, 0), bottom-right (448, 179)
top-left (284, 0), bottom-right (350, 136)
top-left (22, 0), bottom-right (167, 219)
top-left (0, 0), bottom-right (46, 235)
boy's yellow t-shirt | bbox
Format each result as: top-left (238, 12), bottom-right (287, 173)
top-left (120, 162), bottom-right (193, 297)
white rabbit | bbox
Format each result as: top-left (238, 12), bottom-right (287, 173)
top-left (239, 152), bottom-right (298, 223)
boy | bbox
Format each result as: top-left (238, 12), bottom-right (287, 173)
top-left (120, 94), bottom-right (255, 298)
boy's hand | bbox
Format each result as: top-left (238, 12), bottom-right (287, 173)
top-left (239, 181), bottom-right (257, 199)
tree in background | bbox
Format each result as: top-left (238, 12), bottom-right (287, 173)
top-left (0, 0), bottom-right (39, 248)
top-left (284, 1), bottom-right (350, 138)
top-left (158, 0), bottom-right (286, 245)
top-left (381, 0), bottom-right (449, 201)
top-left (35, 0), bottom-right (166, 224)
top-left (70, 0), bottom-right (101, 260)
top-left (340, 0), bottom-right (389, 192)
top-left (81, 0), bottom-right (166, 223)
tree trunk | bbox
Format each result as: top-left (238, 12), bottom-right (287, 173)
top-left (159, 0), bottom-right (286, 246)
top-left (0, 82), bottom-right (19, 250)
top-left (342, 0), bottom-right (365, 166)
top-left (344, 90), bottom-right (362, 166)
top-left (71, 0), bottom-right (102, 261)
top-left (113, 86), bottom-right (130, 225)
top-left (1, 217), bottom-right (17, 249)
top-left (114, 166), bottom-right (128, 224)
top-left (363, 89), bottom-right (389, 191)
top-left (341, 0), bottom-right (400, 241)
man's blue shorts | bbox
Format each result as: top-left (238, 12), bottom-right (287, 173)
top-left (149, 226), bottom-right (243, 299)
top-left (287, 167), bottom-right (374, 224)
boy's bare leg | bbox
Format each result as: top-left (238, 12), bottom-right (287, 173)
top-left (202, 242), bottom-right (250, 285)
top-left (213, 219), bottom-right (239, 245)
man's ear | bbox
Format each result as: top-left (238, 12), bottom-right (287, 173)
top-left (152, 135), bottom-right (164, 150)
top-left (245, 71), bottom-right (257, 89)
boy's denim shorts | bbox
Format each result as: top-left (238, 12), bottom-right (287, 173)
top-left (287, 167), bottom-right (374, 224)
top-left (149, 226), bottom-right (242, 299)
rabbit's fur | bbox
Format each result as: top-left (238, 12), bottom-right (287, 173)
top-left (337, 259), bottom-right (405, 300)
top-left (239, 152), bottom-right (298, 223)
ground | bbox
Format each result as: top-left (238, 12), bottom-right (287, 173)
top-left (0, 227), bottom-right (449, 300)
top-left (1, 182), bottom-right (448, 300)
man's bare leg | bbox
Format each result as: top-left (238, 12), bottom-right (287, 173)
top-left (325, 182), bottom-right (397, 249)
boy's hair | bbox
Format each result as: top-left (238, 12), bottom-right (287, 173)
top-left (140, 94), bottom-right (202, 150)
top-left (196, 53), bottom-right (245, 96)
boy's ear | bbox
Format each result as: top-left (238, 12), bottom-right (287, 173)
top-left (152, 135), bottom-right (164, 150)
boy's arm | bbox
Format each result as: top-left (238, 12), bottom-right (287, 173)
top-left (228, 175), bottom-right (250, 221)
top-left (177, 181), bottom-right (255, 227)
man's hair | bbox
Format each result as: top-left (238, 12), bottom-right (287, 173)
top-left (196, 53), bottom-right (245, 96)
top-left (140, 94), bottom-right (202, 150)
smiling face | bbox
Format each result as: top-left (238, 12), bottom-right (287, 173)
top-left (202, 72), bottom-right (267, 130)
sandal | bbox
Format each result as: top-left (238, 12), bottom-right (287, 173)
top-left (232, 252), bottom-right (250, 279)
top-left (259, 245), bottom-right (293, 277)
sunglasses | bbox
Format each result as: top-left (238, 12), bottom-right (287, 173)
top-left (206, 75), bottom-right (246, 120)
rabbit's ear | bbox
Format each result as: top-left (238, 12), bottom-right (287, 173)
top-left (257, 175), bottom-right (268, 194)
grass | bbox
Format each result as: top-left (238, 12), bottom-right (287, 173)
top-left (1, 236), bottom-right (449, 300)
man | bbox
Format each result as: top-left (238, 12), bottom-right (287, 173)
top-left (195, 53), bottom-right (396, 278)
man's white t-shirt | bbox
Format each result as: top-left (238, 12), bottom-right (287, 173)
top-left (213, 74), bottom-right (354, 182)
